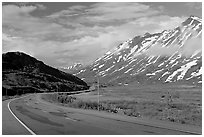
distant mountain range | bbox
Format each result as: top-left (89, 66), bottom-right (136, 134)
top-left (2, 52), bottom-right (89, 96)
top-left (68, 16), bottom-right (202, 86)
top-left (59, 63), bottom-right (83, 74)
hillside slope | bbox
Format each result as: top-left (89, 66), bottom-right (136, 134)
top-left (2, 52), bottom-right (89, 95)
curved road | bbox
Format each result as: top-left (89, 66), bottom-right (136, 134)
top-left (2, 94), bottom-right (202, 135)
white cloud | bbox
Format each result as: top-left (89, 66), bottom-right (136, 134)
top-left (49, 2), bottom-right (160, 23)
top-left (182, 36), bottom-right (202, 56)
top-left (185, 2), bottom-right (202, 10)
top-left (36, 4), bottom-right (47, 10)
top-left (2, 5), bottom-right (37, 16)
top-left (2, 3), bottom-right (190, 67)
top-left (86, 2), bottom-right (153, 20)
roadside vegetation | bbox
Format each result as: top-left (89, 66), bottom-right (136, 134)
top-left (2, 94), bottom-right (25, 101)
top-left (41, 88), bottom-right (202, 126)
top-left (2, 96), bottom-right (15, 101)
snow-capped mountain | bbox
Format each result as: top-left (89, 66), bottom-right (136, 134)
top-left (71, 16), bottom-right (202, 86)
top-left (59, 63), bottom-right (83, 73)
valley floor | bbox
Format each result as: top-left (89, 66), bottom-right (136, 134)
top-left (41, 83), bottom-right (202, 127)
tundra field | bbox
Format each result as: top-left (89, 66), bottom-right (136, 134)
top-left (41, 83), bottom-right (202, 126)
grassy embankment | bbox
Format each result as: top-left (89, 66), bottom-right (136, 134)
top-left (2, 94), bottom-right (27, 101)
top-left (2, 96), bottom-right (15, 101)
top-left (41, 84), bottom-right (202, 126)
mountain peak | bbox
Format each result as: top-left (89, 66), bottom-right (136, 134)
top-left (189, 15), bottom-right (202, 21)
top-left (144, 32), bottom-right (151, 37)
top-left (4, 51), bottom-right (29, 57)
top-left (59, 62), bottom-right (83, 73)
top-left (71, 15), bottom-right (202, 86)
top-left (182, 15), bottom-right (202, 26)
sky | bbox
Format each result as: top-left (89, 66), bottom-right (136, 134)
top-left (2, 2), bottom-right (202, 67)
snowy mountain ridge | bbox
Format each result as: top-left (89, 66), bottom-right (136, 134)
top-left (68, 16), bottom-right (202, 86)
top-left (59, 63), bottom-right (83, 73)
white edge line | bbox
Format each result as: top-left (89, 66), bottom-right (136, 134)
top-left (8, 96), bottom-right (36, 135)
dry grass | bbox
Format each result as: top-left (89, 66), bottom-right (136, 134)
top-left (2, 95), bottom-right (21, 101)
top-left (41, 83), bottom-right (202, 126)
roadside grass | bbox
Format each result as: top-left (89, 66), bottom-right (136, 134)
top-left (2, 95), bottom-right (21, 101)
top-left (41, 89), bottom-right (202, 126)
top-left (41, 93), bottom-right (100, 109)
top-left (100, 100), bottom-right (201, 126)
top-left (2, 96), bottom-right (13, 101)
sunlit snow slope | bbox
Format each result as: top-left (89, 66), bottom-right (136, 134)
top-left (71, 16), bottom-right (202, 86)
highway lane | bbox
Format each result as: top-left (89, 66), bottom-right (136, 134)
top-left (2, 98), bottom-right (31, 135)
top-left (3, 94), bottom-right (201, 135)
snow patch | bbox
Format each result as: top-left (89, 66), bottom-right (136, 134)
top-left (146, 69), bottom-right (163, 76)
top-left (165, 60), bottom-right (198, 82)
top-left (76, 69), bottom-right (86, 75)
top-left (117, 55), bottom-right (123, 62)
top-left (186, 66), bottom-right (202, 80)
top-left (99, 64), bottom-right (104, 69)
top-left (118, 66), bottom-right (125, 71)
top-left (158, 62), bottom-right (164, 67)
top-left (127, 45), bottom-right (138, 58)
top-left (124, 68), bottom-right (133, 73)
top-left (104, 65), bottom-right (114, 72)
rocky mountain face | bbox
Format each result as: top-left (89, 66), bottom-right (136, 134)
top-left (2, 52), bottom-right (89, 96)
top-left (71, 16), bottom-right (202, 86)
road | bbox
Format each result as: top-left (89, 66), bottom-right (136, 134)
top-left (2, 93), bottom-right (202, 135)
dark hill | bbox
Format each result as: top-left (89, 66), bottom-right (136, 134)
top-left (2, 51), bottom-right (89, 96)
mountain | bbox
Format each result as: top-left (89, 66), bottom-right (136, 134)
top-left (2, 52), bottom-right (89, 96)
top-left (71, 16), bottom-right (202, 86)
top-left (59, 63), bottom-right (83, 73)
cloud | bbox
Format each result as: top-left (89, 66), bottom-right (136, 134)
top-left (2, 4), bottom-right (74, 42)
top-left (48, 2), bottom-right (160, 25)
top-left (2, 3), bottom-right (190, 67)
top-left (86, 2), bottom-right (154, 20)
top-left (112, 15), bottom-right (186, 36)
top-left (185, 2), bottom-right (202, 10)
top-left (2, 5), bottom-right (37, 16)
top-left (182, 36), bottom-right (202, 56)
top-left (145, 44), bottom-right (180, 57)
top-left (145, 32), bottom-right (202, 57)
top-left (35, 4), bottom-right (47, 10)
